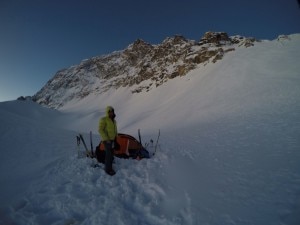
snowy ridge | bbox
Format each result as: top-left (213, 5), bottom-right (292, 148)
top-left (33, 32), bottom-right (256, 109)
top-left (0, 33), bottom-right (300, 225)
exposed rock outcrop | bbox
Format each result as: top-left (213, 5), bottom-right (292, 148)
top-left (33, 32), bottom-right (257, 109)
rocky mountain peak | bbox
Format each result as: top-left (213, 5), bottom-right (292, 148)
top-left (162, 35), bottom-right (190, 46)
top-left (128, 39), bottom-right (153, 51)
top-left (200, 31), bottom-right (230, 45)
top-left (33, 31), bottom-right (258, 109)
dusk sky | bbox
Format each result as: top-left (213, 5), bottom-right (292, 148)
top-left (1, 0), bottom-right (299, 102)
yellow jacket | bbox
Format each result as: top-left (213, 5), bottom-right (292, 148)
top-left (98, 106), bottom-right (118, 141)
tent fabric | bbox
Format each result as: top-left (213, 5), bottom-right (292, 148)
top-left (95, 133), bottom-right (149, 163)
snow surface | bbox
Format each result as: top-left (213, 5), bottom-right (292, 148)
top-left (1, 34), bottom-right (300, 225)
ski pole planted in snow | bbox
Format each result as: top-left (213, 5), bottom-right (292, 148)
top-left (76, 135), bottom-right (81, 158)
top-left (138, 129), bottom-right (142, 146)
top-left (90, 131), bottom-right (94, 156)
top-left (153, 129), bottom-right (160, 156)
top-left (79, 134), bottom-right (92, 157)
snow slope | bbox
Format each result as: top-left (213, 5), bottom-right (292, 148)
top-left (0, 34), bottom-right (300, 225)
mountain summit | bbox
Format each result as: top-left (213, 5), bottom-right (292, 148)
top-left (33, 32), bottom-right (256, 109)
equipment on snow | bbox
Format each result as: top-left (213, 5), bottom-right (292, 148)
top-left (138, 129), bottom-right (142, 148)
top-left (77, 134), bottom-right (93, 157)
top-left (76, 136), bottom-right (83, 158)
top-left (95, 133), bottom-right (150, 163)
top-left (90, 131), bottom-right (94, 155)
top-left (76, 130), bottom-right (160, 165)
top-left (153, 129), bottom-right (160, 156)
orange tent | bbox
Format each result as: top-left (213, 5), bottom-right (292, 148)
top-left (95, 133), bottom-right (149, 163)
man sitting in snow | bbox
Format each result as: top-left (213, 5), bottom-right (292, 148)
top-left (98, 106), bottom-right (118, 176)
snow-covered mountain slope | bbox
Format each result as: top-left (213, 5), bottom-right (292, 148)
top-left (33, 32), bottom-right (256, 109)
top-left (59, 33), bottom-right (300, 136)
top-left (0, 33), bottom-right (300, 225)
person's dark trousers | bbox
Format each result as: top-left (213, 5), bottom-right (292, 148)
top-left (104, 142), bottom-right (114, 172)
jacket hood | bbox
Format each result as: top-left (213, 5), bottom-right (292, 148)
top-left (106, 106), bottom-right (115, 117)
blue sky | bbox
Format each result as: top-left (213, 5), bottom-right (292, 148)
top-left (1, 0), bottom-right (300, 102)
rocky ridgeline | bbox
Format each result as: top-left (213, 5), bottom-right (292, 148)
top-left (33, 32), bottom-right (256, 108)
